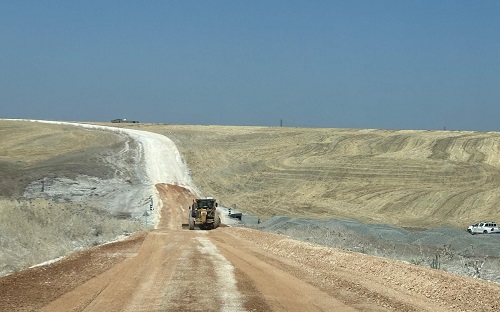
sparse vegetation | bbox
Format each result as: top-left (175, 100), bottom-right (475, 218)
top-left (122, 124), bottom-right (500, 230)
top-left (0, 198), bottom-right (145, 276)
top-left (254, 218), bottom-right (500, 283)
top-left (4, 120), bottom-right (500, 285)
top-left (430, 254), bottom-right (441, 270)
top-left (0, 120), bottom-right (152, 276)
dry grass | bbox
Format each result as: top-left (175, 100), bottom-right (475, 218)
top-left (0, 197), bottom-right (145, 276)
top-left (0, 120), bottom-right (126, 197)
top-left (95, 122), bottom-right (500, 283)
top-left (106, 123), bottom-right (500, 229)
top-left (4, 119), bottom-right (500, 275)
top-left (0, 120), bottom-right (146, 275)
top-left (256, 220), bottom-right (500, 283)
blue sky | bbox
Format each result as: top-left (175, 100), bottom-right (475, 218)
top-left (1, 1), bottom-right (499, 131)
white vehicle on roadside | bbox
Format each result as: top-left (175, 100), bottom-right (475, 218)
top-left (467, 221), bottom-right (500, 235)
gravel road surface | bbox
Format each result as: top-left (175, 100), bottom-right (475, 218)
top-left (2, 184), bottom-right (500, 311)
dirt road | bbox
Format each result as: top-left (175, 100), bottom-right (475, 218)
top-left (2, 184), bottom-right (500, 311)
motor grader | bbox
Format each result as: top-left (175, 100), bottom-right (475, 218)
top-left (187, 197), bottom-right (220, 230)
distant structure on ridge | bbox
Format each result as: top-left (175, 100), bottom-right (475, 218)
top-left (111, 118), bottom-right (139, 124)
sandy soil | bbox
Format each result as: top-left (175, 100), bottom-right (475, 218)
top-left (2, 184), bottom-right (500, 312)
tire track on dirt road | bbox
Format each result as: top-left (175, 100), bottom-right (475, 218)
top-left (39, 184), bottom-right (246, 312)
top-left (39, 183), bottom-right (357, 311)
top-left (209, 231), bottom-right (359, 312)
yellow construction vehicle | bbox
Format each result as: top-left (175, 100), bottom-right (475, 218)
top-left (188, 197), bottom-right (220, 230)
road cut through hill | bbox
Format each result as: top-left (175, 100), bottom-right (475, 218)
top-left (2, 184), bottom-right (500, 311)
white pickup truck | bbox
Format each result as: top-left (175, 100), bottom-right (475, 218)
top-left (467, 221), bottom-right (500, 235)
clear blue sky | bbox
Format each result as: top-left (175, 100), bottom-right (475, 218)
top-left (1, 1), bottom-right (499, 131)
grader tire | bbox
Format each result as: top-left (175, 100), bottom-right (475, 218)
top-left (188, 214), bottom-right (195, 230)
top-left (214, 214), bottom-right (221, 229)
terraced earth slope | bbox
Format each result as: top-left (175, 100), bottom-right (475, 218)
top-left (106, 123), bottom-right (500, 229)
